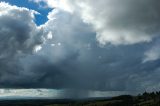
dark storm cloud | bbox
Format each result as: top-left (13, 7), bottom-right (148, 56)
top-left (0, 2), bottom-right (43, 87)
top-left (1, 0), bottom-right (160, 95)
top-left (13, 10), bottom-right (160, 92)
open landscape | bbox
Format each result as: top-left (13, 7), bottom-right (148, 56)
top-left (0, 92), bottom-right (160, 106)
top-left (0, 0), bottom-right (160, 106)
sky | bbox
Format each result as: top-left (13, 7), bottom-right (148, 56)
top-left (0, 0), bottom-right (160, 98)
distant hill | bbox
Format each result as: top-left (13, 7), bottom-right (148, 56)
top-left (0, 91), bottom-right (160, 106)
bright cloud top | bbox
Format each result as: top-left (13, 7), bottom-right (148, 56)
top-left (33, 0), bottom-right (160, 45)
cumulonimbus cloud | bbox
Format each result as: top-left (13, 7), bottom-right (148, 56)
top-left (33, 0), bottom-right (160, 45)
top-left (0, 2), bottom-right (44, 86)
top-left (1, 0), bottom-right (160, 95)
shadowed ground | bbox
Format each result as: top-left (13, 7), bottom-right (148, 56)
top-left (0, 92), bottom-right (160, 106)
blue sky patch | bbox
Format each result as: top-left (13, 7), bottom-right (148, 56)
top-left (0, 0), bottom-right (51, 25)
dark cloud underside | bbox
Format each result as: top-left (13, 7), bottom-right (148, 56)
top-left (0, 1), bottom-right (160, 94)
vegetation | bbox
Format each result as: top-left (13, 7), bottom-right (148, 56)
top-left (1, 91), bottom-right (160, 106)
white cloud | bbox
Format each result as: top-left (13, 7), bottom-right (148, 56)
top-left (34, 45), bottom-right (42, 53)
top-left (0, 2), bottom-right (43, 55)
top-left (33, 0), bottom-right (160, 45)
top-left (47, 31), bottom-right (53, 39)
top-left (143, 43), bottom-right (160, 63)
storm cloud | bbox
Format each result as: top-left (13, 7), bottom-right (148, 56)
top-left (0, 0), bottom-right (160, 96)
top-left (0, 2), bottom-right (43, 87)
